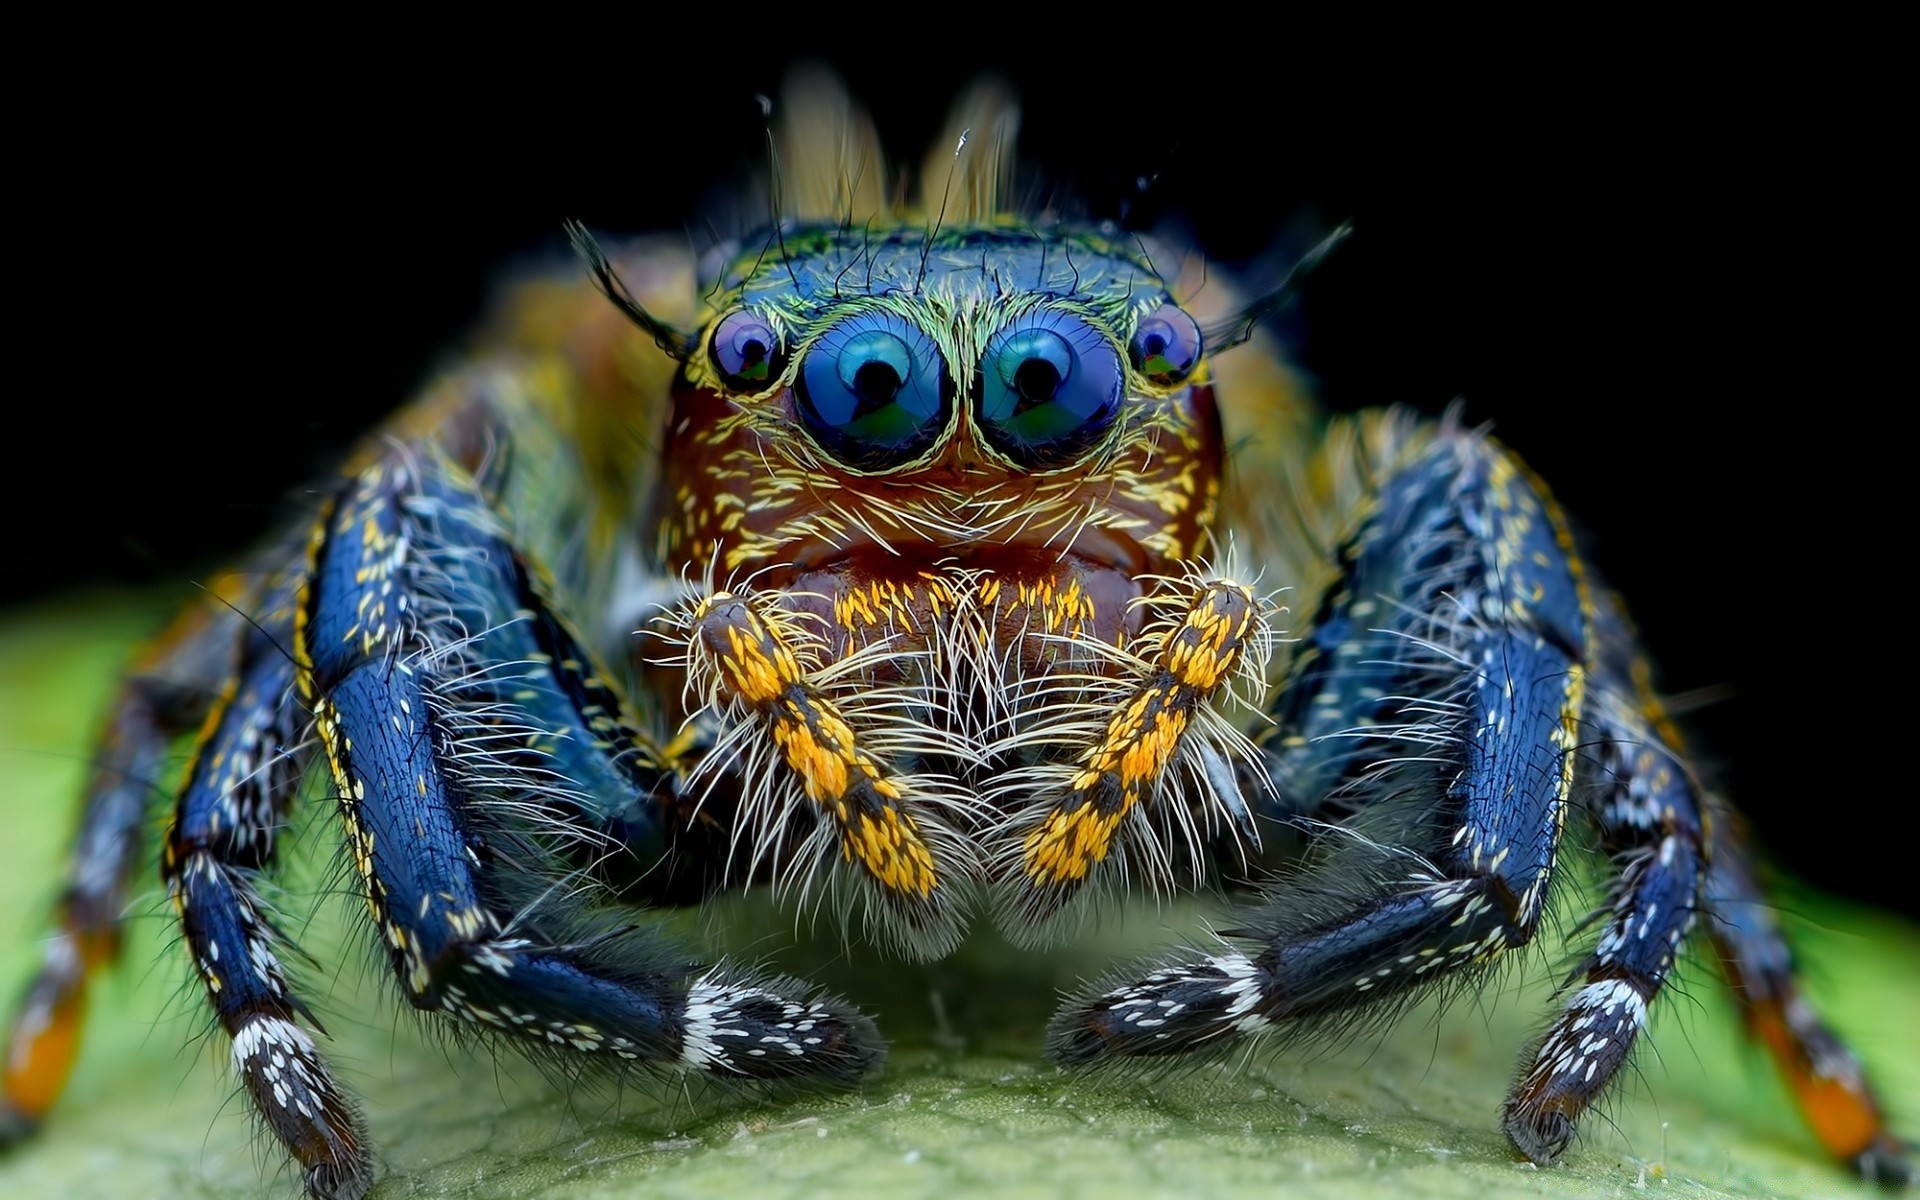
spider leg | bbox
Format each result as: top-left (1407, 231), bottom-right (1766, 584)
top-left (0, 579), bottom-right (253, 1142)
top-left (1501, 682), bottom-right (1704, 1164)
top-left (1518, 600), bottom-right (1910, 1182)
top-left (163, 596), bottom-right (373, 1200)
top-left (1701, 800), bottom-right (1913, 1185)
top-left (1050, 430), bottom-right (1591, 1137)
top-left (301, 457), bottom-right (881, 1095)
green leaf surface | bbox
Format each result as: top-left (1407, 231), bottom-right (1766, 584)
top-left (1, 593), bottom-right (1914, 1199)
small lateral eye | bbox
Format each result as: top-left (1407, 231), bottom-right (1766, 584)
top-left (976, 310), bottom-right (1124, 468)
top-left (709, 309), bottom-right (785, 391)
top-left (1128, 304), bottom-right (1203, 386)
top-left (795, 311), bottom-right (952, 469)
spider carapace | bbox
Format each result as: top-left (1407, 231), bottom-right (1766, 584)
top-left (2, 75), bottom-right (1909, 1198)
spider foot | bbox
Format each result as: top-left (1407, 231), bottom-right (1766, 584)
top-left (1500, 977), bottom-right (1650, 1165)
top-left (1047, 950), bottom-right (1272, 1064)
top-left (230, 1015), bottom-right (372, 1200)
top-left (679, 971), bottom-right (883, 1084)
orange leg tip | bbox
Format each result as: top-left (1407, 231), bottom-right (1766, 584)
top-left (2, 1044), bottom-right (78, 1127)
top-left (1800, 1079), bottom-right (1888, 1164)
top-left (1, 988), bottom-right (87, 1130)
top-left (1751, 1002), bottom-right (1908, 1182)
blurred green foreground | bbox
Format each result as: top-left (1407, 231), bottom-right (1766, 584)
top-left (1, 593), bottom-right (1913, 1199)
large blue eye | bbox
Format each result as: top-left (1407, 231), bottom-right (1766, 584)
top-left (795, 311), bottom-right (951, 469)
top-left (1128, 304), bottom-right (1202, 386)
top-left (976, 310), bottom-right (1123, 467)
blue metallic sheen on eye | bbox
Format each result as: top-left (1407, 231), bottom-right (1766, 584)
top-left (976, 310), bottom-right (1122, 467)
top-left (1129, 304), bottom-right (1202, 386)
top-left (795, 311), bottom-right (951, 467)
top-left (710, 310), bottom-right (784, 390)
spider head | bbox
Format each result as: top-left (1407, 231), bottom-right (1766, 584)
top-left (648, 223), bottom-right (1222, 578)
top-left (692, 226), bottom-right (1209, 476)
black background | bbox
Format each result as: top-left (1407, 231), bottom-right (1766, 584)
top-left (10, 54), bottom-right (1899, 919)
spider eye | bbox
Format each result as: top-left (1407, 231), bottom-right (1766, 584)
top-left (976, 311), bottom-right (1123, 467)
top-left (1128, 304), bottom-right (1203, 386)
top-left (709, 310), bottom-right (785, 392)
top-left (795, 311), bottom-right (952, 469)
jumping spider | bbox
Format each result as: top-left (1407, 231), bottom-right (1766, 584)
top-left (2, 75), bottom-right (1908, 1197)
